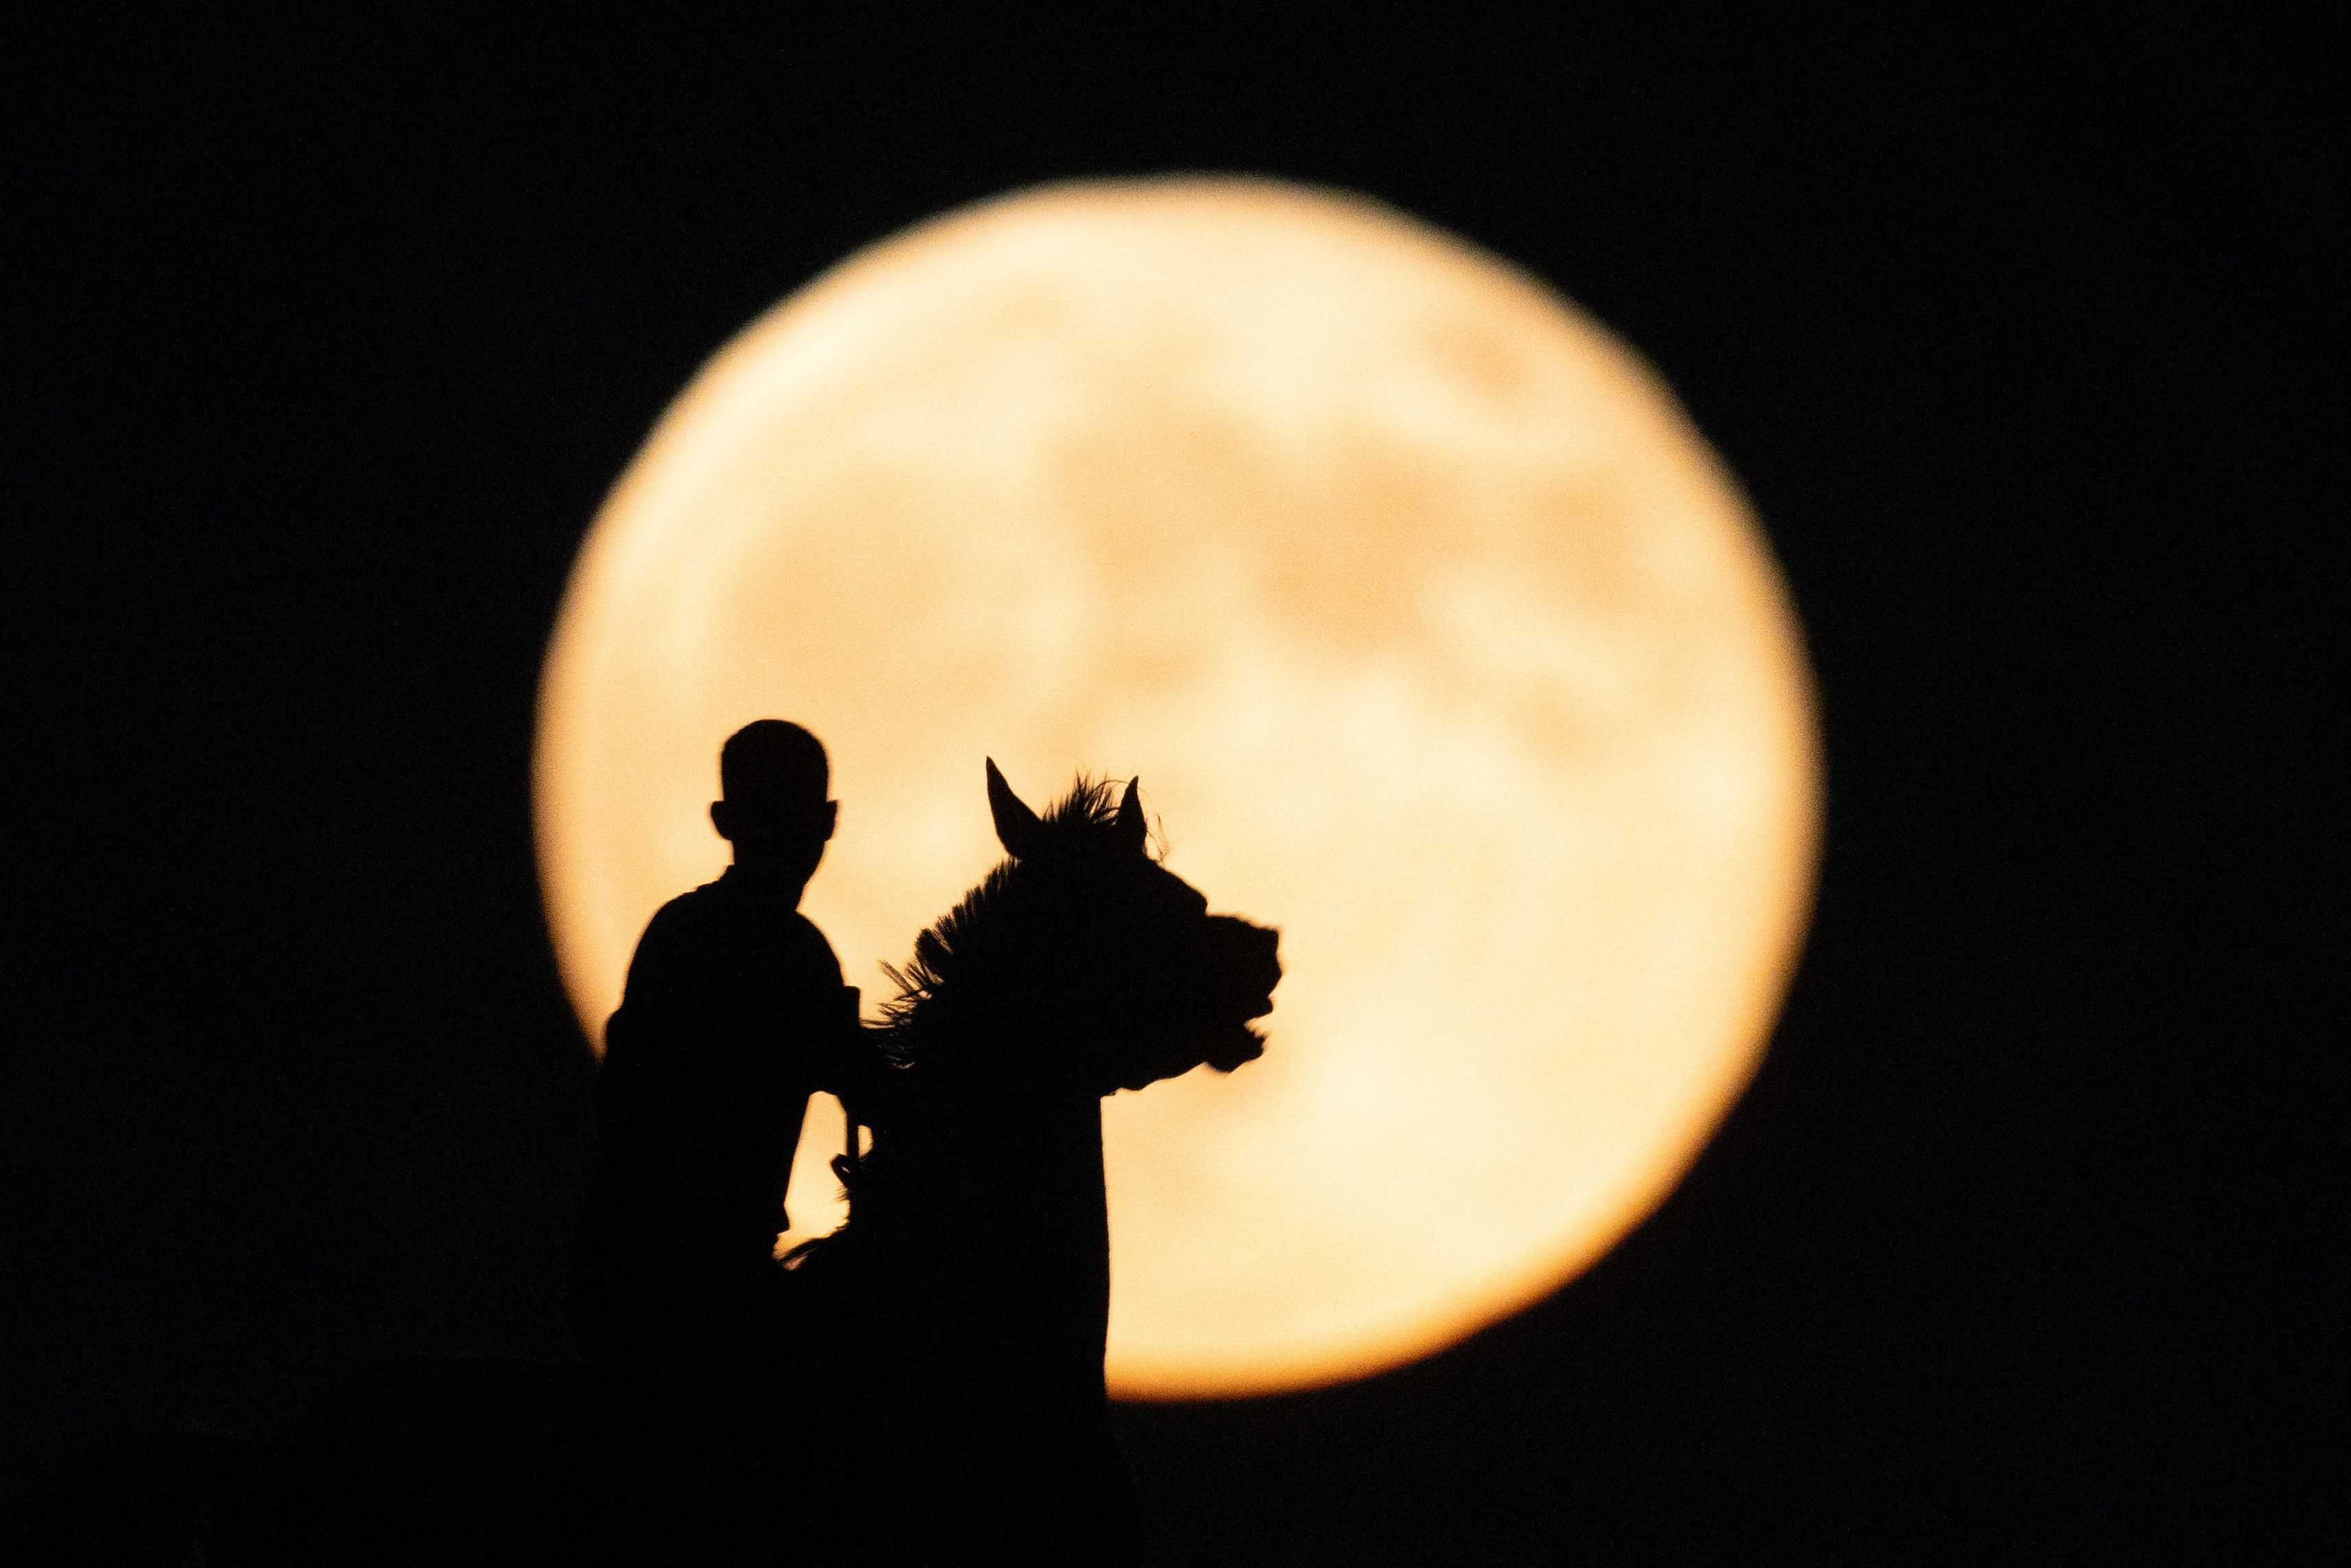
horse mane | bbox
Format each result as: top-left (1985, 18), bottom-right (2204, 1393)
top-left (874, 775), bottom-right (1143, 1060)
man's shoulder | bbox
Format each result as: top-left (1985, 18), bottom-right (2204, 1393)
top-left (651, 876), bottom-right (735, 925)
top-left (639, 882), bottom-right (835, 955)
top-left (631, 876), bottom-right (842, 973)
top-left (783, 912), bottom-right (846, 978)
top-left (628, 880), bottom-right (730, 960)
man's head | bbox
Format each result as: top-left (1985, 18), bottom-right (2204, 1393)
top-left (711, 720), bottom-right (836, 885)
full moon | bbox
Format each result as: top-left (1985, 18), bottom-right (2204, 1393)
top-left (536, 178), bottom-right (1819, 1398)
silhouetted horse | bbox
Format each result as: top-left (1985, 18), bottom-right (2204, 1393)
top-left (3, 766), bottom-right (1276, 1566)
top-left (786, 764), bottom-right (1280, 1560)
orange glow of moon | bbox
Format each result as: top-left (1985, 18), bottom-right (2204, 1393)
top-left (535, 178), bottom-right (1819, 1399)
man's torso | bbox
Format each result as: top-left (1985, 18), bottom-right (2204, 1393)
top-left (586, 868), bottom-right (848, 1277)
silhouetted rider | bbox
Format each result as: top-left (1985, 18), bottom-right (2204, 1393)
top-left (571, 720), bottom-right (866, 1375)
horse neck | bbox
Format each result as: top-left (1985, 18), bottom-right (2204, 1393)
top-left (933, 1017), bottom-right (1101, 1167)
top-left (894, 1011), bottom-right (1110, 1253)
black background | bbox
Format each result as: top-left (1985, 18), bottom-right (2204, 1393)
top-left (5, 10), bottom-right (2338, 1560)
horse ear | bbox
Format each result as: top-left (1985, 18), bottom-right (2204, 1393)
top-left (986, 758), bottom-right (1046, 860)
top-left (1114, 776), bottom-right (1147, 853)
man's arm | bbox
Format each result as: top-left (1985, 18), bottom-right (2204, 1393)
top-left (813, 984), bottom-right (896, 1130)
top-left (588, 902), bottom-right (713, 1213)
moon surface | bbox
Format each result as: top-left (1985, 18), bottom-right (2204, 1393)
top-left (536, 178), bottom-right (1819, 1398)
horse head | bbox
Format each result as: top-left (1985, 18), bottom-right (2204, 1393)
top-left (879, 762), bottom-right (1280, 1097)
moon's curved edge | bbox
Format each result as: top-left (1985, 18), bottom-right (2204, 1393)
top-left (532, 176), bottom-right (1828, 1400)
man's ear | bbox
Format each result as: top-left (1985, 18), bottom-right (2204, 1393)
top-left (709, 799), bottom-right (735, 841)
top-left (820, 800), bottom-right (838, 843)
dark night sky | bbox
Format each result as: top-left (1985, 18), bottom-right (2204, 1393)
top-left (4, 10), bottom-right (2338, 1560)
